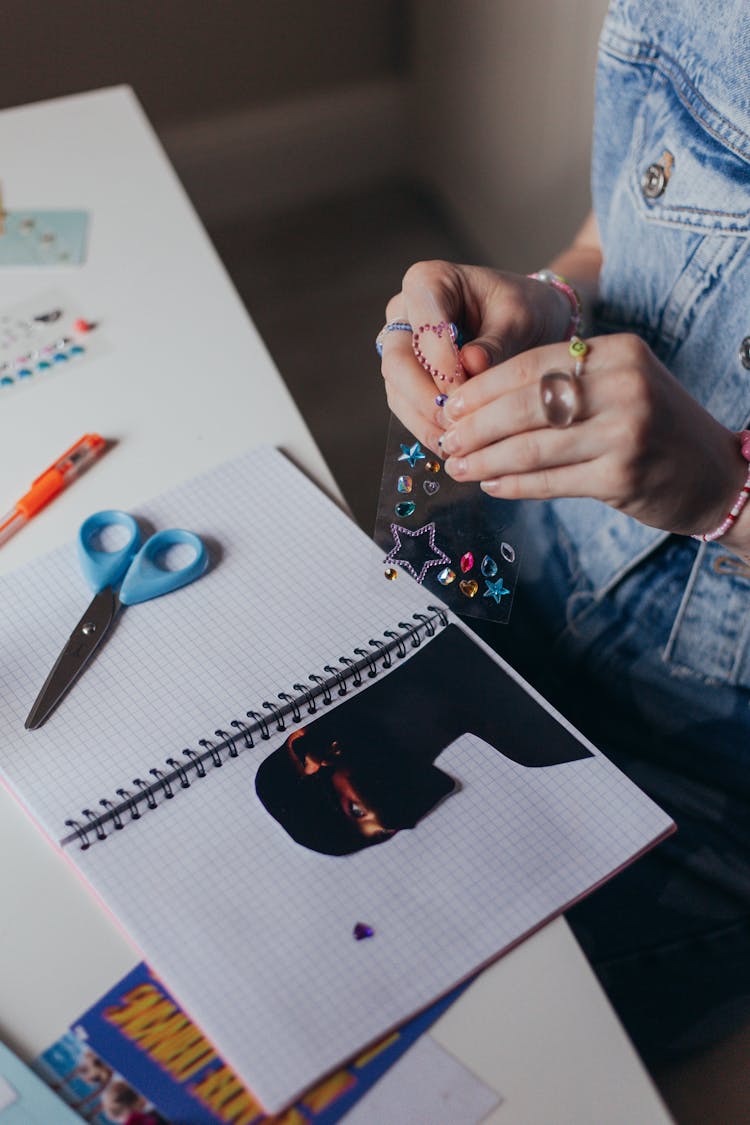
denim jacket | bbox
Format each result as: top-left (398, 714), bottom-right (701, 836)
top-left (550, 0), bottom-right (750, 686)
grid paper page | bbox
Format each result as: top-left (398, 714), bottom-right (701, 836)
top-left (0, 447), bottom-right (673, 1112)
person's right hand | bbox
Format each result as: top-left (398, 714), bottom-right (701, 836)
top-left (379, 260), bottom-right (573, 455)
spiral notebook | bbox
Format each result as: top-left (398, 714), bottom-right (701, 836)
top-left (0, 447), bottom-right (674, 1113)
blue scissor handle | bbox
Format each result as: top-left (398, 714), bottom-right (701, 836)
top-left (77, 510), bottom-right (142, 593)
top-left (118, 528), bottom-right (208, 606)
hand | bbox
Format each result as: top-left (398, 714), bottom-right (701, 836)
top-left (380, 260), bottom-right (573, 455)
top-left (440, 332), bottom-right (748, 538)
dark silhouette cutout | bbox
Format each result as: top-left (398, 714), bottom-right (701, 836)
top-left (256, 625), bottom-right (591, 855)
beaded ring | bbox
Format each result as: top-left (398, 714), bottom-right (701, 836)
top-left (692, 431), bottom-right (750, 543)
top-left (375, 320), bottom-right (413, 358)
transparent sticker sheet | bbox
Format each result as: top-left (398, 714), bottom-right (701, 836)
top-left (373, 413), bottom-right (524, 623)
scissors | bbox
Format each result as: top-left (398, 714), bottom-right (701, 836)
top-left (25, 509), bottom-right (208, 730)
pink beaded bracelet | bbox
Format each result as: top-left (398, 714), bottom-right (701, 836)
top-left (692, 431), bottom-right (750, 543)
top-left (528, 270), bottom-right (584, 340)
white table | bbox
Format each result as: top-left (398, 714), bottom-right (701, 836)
top-left (0, 87), bottom-right (671, 1124)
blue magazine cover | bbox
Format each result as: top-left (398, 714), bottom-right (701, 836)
top-left (36, 962), bottom-right (465, 1124)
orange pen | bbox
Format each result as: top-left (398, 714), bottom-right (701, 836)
top-left (0, 433), bottom-right (107, 547)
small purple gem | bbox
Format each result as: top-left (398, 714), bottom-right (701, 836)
top-left (435, 393), bottom-right (448, 407)
top-left (353, 922), bottom-right (374, 941)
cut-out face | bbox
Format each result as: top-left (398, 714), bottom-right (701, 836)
top-left (255, 626), bottom-right (593, 857)
top-left (256, 724), bottom-right (456, 856)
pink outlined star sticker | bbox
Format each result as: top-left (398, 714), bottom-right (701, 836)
top-left (384, 522), bottom-right (451, 584)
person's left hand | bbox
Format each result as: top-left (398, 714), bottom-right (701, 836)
top-left (439, 333), bottom-right (747, 538)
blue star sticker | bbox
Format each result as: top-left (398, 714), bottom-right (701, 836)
top-left (483, 577), bottom-right (511, 604)
top-left (398, 441), bottom-right (426, 468)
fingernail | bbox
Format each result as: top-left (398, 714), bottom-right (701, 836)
top-left (447, 456), bottom-right (467, 477)
top-left (480, 480), bottom-right (499, 492)
top-left (440, 429), bottom-right (458, 454)
top-left (445, 393), bottom-right (464, 419)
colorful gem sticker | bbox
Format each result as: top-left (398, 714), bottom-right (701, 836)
top-left (384, 567), bottom-right (398, 581)
top-left (398, 442), bottom-right (426, 468)
top-left (484, 577), bottom-right (511, 604)
top-left (412, 321), bottom-right (465, 384)
top-left (353, 922), bottom-right (374, 940)
top-left (375, 415), bottom-right (524, 623)
top-left (481, 555), bottom-right (498, 578)
top-left (384, 522), bottom-right (451, 584)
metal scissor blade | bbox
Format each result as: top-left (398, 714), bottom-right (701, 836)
top-left (25, 588), bottom-right (119, 730)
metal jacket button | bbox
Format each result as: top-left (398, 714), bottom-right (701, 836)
top-left (740, 336), bottom-right (750, 370)
top-left (642, 163), bottom-right (667, 199)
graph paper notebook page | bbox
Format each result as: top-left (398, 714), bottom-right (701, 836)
top-left (0, 447), bottom-right (674, 1113)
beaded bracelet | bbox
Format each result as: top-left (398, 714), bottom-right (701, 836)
top-left (528, 269), bottom-right (584, 340)
top-left (692, 431), bottom-right (750, 543)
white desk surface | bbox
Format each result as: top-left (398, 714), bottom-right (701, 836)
top-left (0, 87), bottom-right (671, 1124)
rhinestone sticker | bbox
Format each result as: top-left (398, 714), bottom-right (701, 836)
top-left (384, 567), bottom-right (398, 581)
top-left (437, 567), bottom-right (456, 585)
top-left (500, 542), bottom-right (516, 563)
top-left (353, 922), bottom-right (374, 940)
top-left (481, 555), bottom-right (498, 578)
top-left (460, 552), bottom-right (474, 573)
top-left (484, 577), bottom-right (511, 604)
top-left (425, 460), bottom-right (441, 473)
top-left (395, 501), bottom-right (416, 517)
top-left (423, 480), bottom-right (440, 495)
top-left (397, 475), bottom-right (413, 493)
top-left (398, 441), bottom-right (426, 468)
top-left (383, 522), bottom-right (451, 584)
top-left (412, 321), bottom-right (464, 384)
top-left (459, 579), bottom-right (479, 598)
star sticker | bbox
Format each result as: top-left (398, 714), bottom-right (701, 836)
top-left (483, 577), bottom-right (511, 604)
top-left (398, 441), bottom-right (426, 468)
top-left (384, 522), bottom-right (451, 584)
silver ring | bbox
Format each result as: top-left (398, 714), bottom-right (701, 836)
top-left (375, 321), bottom-right (413, 357)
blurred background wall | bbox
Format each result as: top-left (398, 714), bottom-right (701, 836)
top-left (0, 0), bottom-right (609, 526)
top-left (0, 0), bottom-right (607, 266)
top-left (410, 0), bottom-right (608, 268)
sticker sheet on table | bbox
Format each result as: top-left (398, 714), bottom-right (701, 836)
top-left (0, 290), bottom-right (100, 394)
top-left (374, 414), bottom-right (524, 623)
top-left (0, 209), bottom-right (89, 266)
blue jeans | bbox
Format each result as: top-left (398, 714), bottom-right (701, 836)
top-left (475, 502), bottom-right (750, 1067)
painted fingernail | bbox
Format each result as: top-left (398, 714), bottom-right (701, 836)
top-left (440, 429), bottom-right (458, 454)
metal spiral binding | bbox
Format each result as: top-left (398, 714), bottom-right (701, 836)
top-left (60, 605), bottom-right (449, 849)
